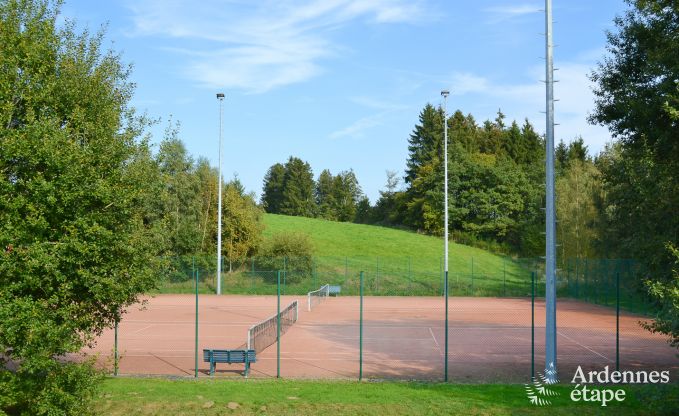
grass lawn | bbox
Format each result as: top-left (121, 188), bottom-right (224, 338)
top-left (95, 377), bottom-right (679, 415)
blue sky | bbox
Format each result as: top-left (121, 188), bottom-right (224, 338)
top-left (60, 0), bottom-right (628, 202)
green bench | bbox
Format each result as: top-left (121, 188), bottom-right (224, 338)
top-left (202, 349), bottom-right (256, 377)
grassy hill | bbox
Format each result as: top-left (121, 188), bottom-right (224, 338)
top-left (229, 214), bottom-right (536, 296)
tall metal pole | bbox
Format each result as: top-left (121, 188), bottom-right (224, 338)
top-left (544, 0), bottom-right (557, 382)
top-left (359, 271), bottom-right (364, 381)
top-left (441, 89), bottom-right (450, 382)
top-left (216, 93), bottom-right (225, 295)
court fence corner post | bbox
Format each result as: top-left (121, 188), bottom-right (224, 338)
top-left (277, 270), bottom-right (281, 379)
top-left (359, 271), bottom-right (364, 381)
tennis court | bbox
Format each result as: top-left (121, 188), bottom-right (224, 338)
top-left (85, 293), bottom-right (678, 382)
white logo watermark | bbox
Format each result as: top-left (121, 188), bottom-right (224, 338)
top-left (525, 362), bottom-right (559, 406)
top-left (570, 366), bottom-right (671, 407)
top-left (526, 364), bottom-right (672, 407)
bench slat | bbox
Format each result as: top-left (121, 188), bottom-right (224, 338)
top-left (202, 349), bottom-right (256, 363)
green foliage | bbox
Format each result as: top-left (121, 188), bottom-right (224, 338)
top-left (0, 360), bottom-right (102, 416)
top-left (280, 157), bottom-right (316, 218)
top-left (261, 162), bottom-right (285, 213)
top-left (222, 182), bottom-right (264, 270)
top-left (156, 131), bottom-right (203, 256)
top-left (315, 169), bottom-right (336, 220)
top-left (398, 104), bottom-right (544, 255)
top-left (590, 0), bottom-right (679, 341)
top-left (590, 0), bottom-right (679, 273)
top-left (556, 159), bottom-right (602, 261)
top-left (641, 244), bottom-right (679, 349)
top-left (255, 232), bottom-right (314, 283)
top-left (263, 158), bottom-right (365, 223)
top-left (0, 0), bottom-right (161, 413)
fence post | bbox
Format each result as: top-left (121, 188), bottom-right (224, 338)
top-left (471, 257), bottom-right (475, 296)
top-left (313, 257), bottom-right (317, 290)
top-left (277, 271), bottom-right (281, 379)
top-left (376, 257), bottom-right (380, 294)
top-left (408, 257), bottom-right (412, 294)
top-left (584, 259), bottom-right (589, 302)
top-left (283, 257), bottom-right (287, 295)
top-left (440, 257), bottom-right (443, 296)
top-left (566, 260), bottom-right (571, 297)
top-left (359, 271), bottom-right (364, 381)
top-left (194, 267), bottom-right (199, 378)
top-left (531, 271), bottom-right (535, 379)
top-left (114, 319), bottom-right (119, 376)
top-left (575, 258), bottom-right (579, 299)
top-left (503, 258), bottom-right (506, 297)
top-left (616, 272), bottom-right (620, 372)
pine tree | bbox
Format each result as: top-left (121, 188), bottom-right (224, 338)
top-left (261, 163), bottom-right (285, 213)
top-left (315, 169), bottom-right (336, 220)
top-left (280, 156), bottom-right (316, 217)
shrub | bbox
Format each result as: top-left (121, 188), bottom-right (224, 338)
top-left (254, 233), bottom-right (314, 283)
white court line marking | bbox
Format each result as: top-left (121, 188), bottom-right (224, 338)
top-left (428, 327), bottom-right (443, 357)
top-left (129, 324), bottom-right (154, 334)
top-left (557, 331), bottom-right (613, 363)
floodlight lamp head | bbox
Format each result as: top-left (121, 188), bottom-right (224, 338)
top-left (216, 93), bottom-right (225, 99)
top-left (441, 90), bottom-right (449, 98)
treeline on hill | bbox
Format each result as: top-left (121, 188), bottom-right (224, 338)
top-left (261, 157), bottom-right (365, 222)
top-left (259, 109), bottom-right (593, 259)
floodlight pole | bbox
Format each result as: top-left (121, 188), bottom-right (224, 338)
top-left (216, 93), bottom-right (225, 295)
top-left (544, 0), bottom-right (557, 382)
top-left (441, 89), bottom-right (450, 382)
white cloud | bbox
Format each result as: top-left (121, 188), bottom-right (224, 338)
top-left (448, 72), bottom-right (491, 95)
top-left (449, 62), bottom-right (611, 154)
top-left (350, 96), bottom-right (409, 111)
top-left (124, 0), bottom-right (428, 93)
top-left (484, 3), bottom-right (541, 23)
top-left (329, 112), bottom-right (388, 140)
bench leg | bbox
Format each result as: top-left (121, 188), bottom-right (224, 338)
top-left (244, 361), bottom-right (249, 378)
top-left (210, 360), bottom-right (215, 376)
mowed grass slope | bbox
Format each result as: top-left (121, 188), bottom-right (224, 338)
top-left (260, 214), bottom-right (532, 296)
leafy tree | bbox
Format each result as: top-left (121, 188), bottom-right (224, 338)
top-left (372, 170), bottom-right (402, 225)
top-left (590, 0), bottom-right (678, 345)
top-left (354, 196), bottom-right (373, 224)
top-left (556, 159), bottom-right (602, 261)
top-left (641, 244), bottom-right (679, 349)
top-left (156, 132), bottom-right (202, 257)
top-left (0, 1), bottom-right (161, 413)
top-left (195, 158), bottom-right (218, 253)
top-left (222, 180), bottom-right (264, 272)
top-left (590, 0), bottom-right (679, 277)
top-left (261, 162), bottom-right (285, 213)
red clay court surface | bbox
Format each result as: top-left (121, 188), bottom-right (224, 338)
top-left (85, 294), bottom-right (678, 382)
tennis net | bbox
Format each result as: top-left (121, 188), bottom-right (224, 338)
top-left (307, 284), bottom-right (330, 311)
top-left (247, 300), bottom-right (298, 354)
